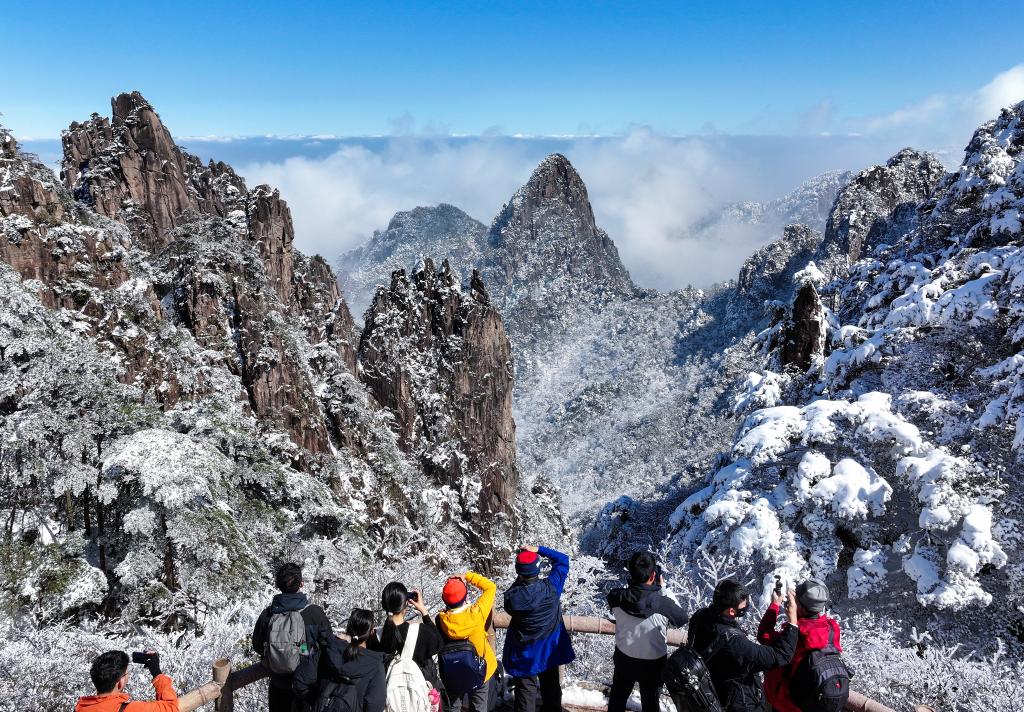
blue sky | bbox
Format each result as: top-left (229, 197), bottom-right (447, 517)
top-left (5, 2), bottom-right (1024, 291)
top-left (4, 0), bottom-right (1023, 139)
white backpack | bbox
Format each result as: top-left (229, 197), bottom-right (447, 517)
top-left (385, 623), bottom-right (431, 712)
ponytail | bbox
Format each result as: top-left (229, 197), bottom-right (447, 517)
top-left (344, 608), bottom-right (375, 663)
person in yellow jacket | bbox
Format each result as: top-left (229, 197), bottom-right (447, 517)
top-left (436, 572), bottom-right (498, 712)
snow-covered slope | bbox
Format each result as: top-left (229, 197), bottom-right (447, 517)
top-left (669, 102), bottom-right (1024, 646)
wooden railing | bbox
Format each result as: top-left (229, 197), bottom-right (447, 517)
top-left (179, 612), bottom-right (903, 712)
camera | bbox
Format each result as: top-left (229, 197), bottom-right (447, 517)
top-left (132, 651), bottom-right (156, 665)
top-left (407, 590), bottom-right (420, 603)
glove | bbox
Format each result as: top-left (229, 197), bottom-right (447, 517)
top-left (145, 652), bottom-right (162, 679)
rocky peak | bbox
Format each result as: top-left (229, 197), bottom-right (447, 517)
top-left (484, 153), bottom-right (635, 350)
top-left (926, 100), bottom-right (1024, 243)
top-left (821, 147), bottom-right (945, 264)
top-left (735, 224), bottom-right (823, 309)
top-left (779, 282), bottom-right (826, 371)
top-left (500, 153), bottom-right (599, 233)
top-left (61, 92), bottom-right (249, 251)
top-left (338, 203), bottom-right (488, 319)
top-left (358, 258), bottom-right (518, 552)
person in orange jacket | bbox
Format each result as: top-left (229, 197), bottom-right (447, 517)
top-left (75, 650), bottom-right (179, 712)
top-left (436, 572), bottom-right (498, 712)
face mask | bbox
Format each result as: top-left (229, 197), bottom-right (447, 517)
top-left (734, 605), bottom-right (749, 618)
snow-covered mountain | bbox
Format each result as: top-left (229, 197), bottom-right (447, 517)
top-left (690, 169), bottom-right (853, 241)
top-left (0, 93), bottom-right (553, 624)
top-left (339, 203), bottom-right (489, 319)
top-left (669, 101), bottom-right (1024, 659)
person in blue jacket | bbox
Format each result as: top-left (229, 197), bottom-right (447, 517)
top-left (502, 544), bottom-right (576, 712)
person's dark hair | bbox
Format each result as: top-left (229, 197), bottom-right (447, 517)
top-left (275, 562), bottom-right (302, 594)
top-left (90, 650), bottom-right (129, 694)
top-left (712, 579), bottom-right (749, 612)
top-left (344, 608), bottom-right (375, 663)
top-left (628, 551), bottom-right (657, 584)
top-left (381, 581), bottom-right (409, 615)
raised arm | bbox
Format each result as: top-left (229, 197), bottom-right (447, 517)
top-left (734, 622), bottom-right (797, 672)
top-left (654, 591), bottom-right (689, 627)
top-left (538, 546), bottom-right (570, 595)
top-left (132, 674), bottom-right (180, 712)
top-left (467, 571), bottom-right (497, 620)
top-left (757, 602), bottom-right (781, 644)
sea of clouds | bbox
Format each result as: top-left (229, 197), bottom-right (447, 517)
top-left (18, 65), bottom-right (1022, 291)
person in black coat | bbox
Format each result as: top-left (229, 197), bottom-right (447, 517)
top-left (253, 563), bottom-right (334, 712)
top-left (368, 581), bottom-right (444, 689)
top-left (686, 579), bottom-right (798, 712)
top-left (294, 608), bottom-right (387, 712)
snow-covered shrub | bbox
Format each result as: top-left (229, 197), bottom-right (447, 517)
top-left (670, 391), bottom-right (1006, 609)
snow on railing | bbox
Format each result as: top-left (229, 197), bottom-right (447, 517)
top-left (178, 613), bottom-right (904, 712)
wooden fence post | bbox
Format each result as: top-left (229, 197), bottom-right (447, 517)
top-left (213, 658), bottom-right (232, 712)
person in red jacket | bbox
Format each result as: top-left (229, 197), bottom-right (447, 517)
top-left (757, 578), bottom-right (840, 712)
top-left (75, 650), bottom-right (179, 712)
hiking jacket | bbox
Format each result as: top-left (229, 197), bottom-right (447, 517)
top-left (294, 636), bottom-right (388, 712)
top-left (502, 546), bottom-right (576, 678)
top-left (253, 592), bottom-right (334, 689)
top-left (687, 606), bottom-right (797, 712)
top-left (437, 571), bottom-right (499, 681)
top-left (608, 582), bottom-right (689, 660)
top-left (75, 674), bottom-right (178, 712)
top-left (369, 617), bottom-right (443, 687)
top-left (757, 603), bottom-right (843, 712)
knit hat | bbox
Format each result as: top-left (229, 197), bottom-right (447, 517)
top-left (795, 578), bottom-right (830, 614)
top-left (516, 550), bottom-right (541, 577)
top-left (442, 577), bottom-right (468, 608)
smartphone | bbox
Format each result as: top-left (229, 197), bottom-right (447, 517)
top-left (774, 577), bottom-right (784, 595)
top-left (132, 651), bottom-right (155, 665)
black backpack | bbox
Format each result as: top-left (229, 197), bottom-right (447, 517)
top-left (662, 629), bottom-right (736, 712)
top-left (438, 638), bottom-right (487, 699)
top-left (312, 677), bottom-right (361, 712)
top-left (790, 626), bottom-right (851, 712)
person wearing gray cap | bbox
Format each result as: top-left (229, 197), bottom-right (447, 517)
top-left (757, 578), bottom-right (849, 712)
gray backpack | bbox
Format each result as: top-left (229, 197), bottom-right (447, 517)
top-left (264, 604), bottom-right (311, 674)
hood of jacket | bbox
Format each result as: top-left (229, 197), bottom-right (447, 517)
top-left (270, 591), bottom-right (309, 614)
top-left (608, 583), bottom-right (665, 618)
top-left (324, 638), bottom-right (387, 680)
top-left (797, 614), bottom-right (840, 651)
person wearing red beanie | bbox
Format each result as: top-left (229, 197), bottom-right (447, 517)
top-left (437, 572), bottom-right (498, 712)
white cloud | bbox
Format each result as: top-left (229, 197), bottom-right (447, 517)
top-left (236, 65), bottom-right (1024, 292)
top-left (240, 131), bottom-right (899, 291)
top-left (852, 64), bottom-right (1024, 154)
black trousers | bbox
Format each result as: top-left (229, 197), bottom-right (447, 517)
top-left (513, 666), bottom-right (561, 712)
top-left (268, 682), bottom-right (297, 712)
top-left (608, 649), bottom-right (666, 712)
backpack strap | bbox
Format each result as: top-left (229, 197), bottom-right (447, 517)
top-left (401, 622), bottom-right (421, 662)
top-left (698, 625), bottom-right (736, 663)
top-left (117, 703), bottom-right (130, 712)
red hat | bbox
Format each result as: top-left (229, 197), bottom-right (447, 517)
top-left (442, 577), bottom-right (468, 608)
top-left (516, 550), bottom-right (541, 576)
